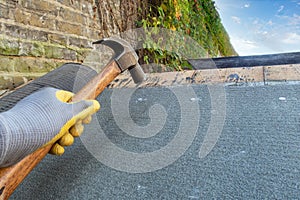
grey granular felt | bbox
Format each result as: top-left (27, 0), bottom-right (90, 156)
top-left (11, 83), bottom-right (300, 199)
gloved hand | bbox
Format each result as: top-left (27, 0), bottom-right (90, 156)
top-left (0, 87), bottom-right (100, 167)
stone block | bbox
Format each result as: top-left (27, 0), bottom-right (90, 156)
top-left (69, 36), bottom-right (92, 48)
top-left (0, 73), bottom-right (45, 90)
top-left (28, 29), bottom-right (49, 42)
top-left (2, 24), bottom-right (27, 39)
top-left (2, 25), bottom-right (48, 42)
top-left (265, 64), bottom-right (300, 82)
top-left (15, 58), bottom-right (37, 73)
top-left (20, 0), bottom-right (59, 15)
top-left (63, 48), bottom-right (77, 60)
top-left (14, 58), bottom-right (35, 73)
top-left (10, 75), bottom-right (26, 89)
top-left (19, 42), bottom-right (45, 57)
top-left (0, 73), bottom-right (29, 90)
top-left (48, 33), bottom-right (68, 46)
top-left (0, 75), bottom-right (15, 90)
top-left (0, 3), bottom-right (10, 19)
top-left (56, 20), bottom-right (82, 35)
top-left (76, 49), bottom-right (92, 62)
top-left (44, 45), bottom-right (76, 60)
top-left (43, 60), bottom-right (66, 71)
top-left (13, 57), bottom-right (63, 73)
top-left (14, 8), bottom-right (31, 25)
top-left (59, 8), bottom-right (86, 25)
top-left (56, 0), bottom-right (81, 10)
top-left (0, 38), bottom-right (19, 56)
top-left (32, 59), bottom-right (62, 72)
top-left (14, 7), bottom-right (56, 29)
top-left (28, 12), bottom-right (56, 30)
top-left (0, 56), bottom-right (15, 72)
top-left (44, 45), bottom-right (64, 59)
top-left (82, 27), bottom-right (102, 40)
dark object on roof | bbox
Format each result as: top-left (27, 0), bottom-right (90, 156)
top-left (227, 73), bottom-right (243, 83)
top-left (188, 52), bottom-right (300, 69)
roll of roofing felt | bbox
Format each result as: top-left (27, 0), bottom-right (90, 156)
top-left (0, 63), bottom-right (97, 112)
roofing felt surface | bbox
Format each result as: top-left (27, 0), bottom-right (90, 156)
top-left (11, 82), bottom-right (300, 199)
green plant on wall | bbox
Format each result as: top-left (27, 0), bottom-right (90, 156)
top-left (137, 0), bottom-right (237, 71)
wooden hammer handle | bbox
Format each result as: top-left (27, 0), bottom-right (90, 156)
top-left (0, 61), bottom-right (121, 200)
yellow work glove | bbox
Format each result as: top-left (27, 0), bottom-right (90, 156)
top-left (0, 87), bottom-right (100, 167)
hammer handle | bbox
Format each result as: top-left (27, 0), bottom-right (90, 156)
top-left (0, 61), bottom-right (121, 200)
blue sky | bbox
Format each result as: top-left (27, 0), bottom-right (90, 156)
top-left (214, 0), bottom-right (300, 55)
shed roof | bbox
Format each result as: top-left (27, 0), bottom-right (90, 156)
top-left (11, 80), bottom-right (300, 199)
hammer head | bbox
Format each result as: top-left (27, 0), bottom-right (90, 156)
top-left (93, 37), bottom-right (145, 84)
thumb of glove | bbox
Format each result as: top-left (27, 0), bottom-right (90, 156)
top-left (45, 90), bottom-right (100, 146)
top-left (54, 89), bottom-right (100, 122)
top-left (69, 100), bottom-right (99, 119)
top-left (46, 92), bottom-right (100, 155)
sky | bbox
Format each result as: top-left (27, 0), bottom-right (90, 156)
top-left (214, 0), bottom-right (300, 56)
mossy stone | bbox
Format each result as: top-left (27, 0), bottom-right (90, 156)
top-left (0, 38), bottom-right (19, 56)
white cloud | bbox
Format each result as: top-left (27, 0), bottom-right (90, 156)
top-left (289, 14), bottom-right (300, 25)
top-left (267, 20), bottom-right (273, 26)
top-left (278, 5), bottom-right (284, 13)
top-left (282, 33), bottom-right (300, 44)
top-left (244, 40), bottom-right (256, 45)
top-left (252, 19), bottom-right (259, 25)
top-left (244, 3), bottom-right (250, 8)
top-left (253, 29), bottom-right (285, 52)
top-left (231, 37), bottom-right (259, 55)
top-left (231, 16), bottom-right (241, 24)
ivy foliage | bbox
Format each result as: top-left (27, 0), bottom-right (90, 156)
top-left (136, 0), bottom-right (237, 70)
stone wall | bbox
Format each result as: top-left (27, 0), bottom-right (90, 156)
top-left (0, 0), bottom-right (102, 89)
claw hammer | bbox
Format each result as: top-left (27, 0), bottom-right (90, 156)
top-left (0, 37), bottom-right (145, 200)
